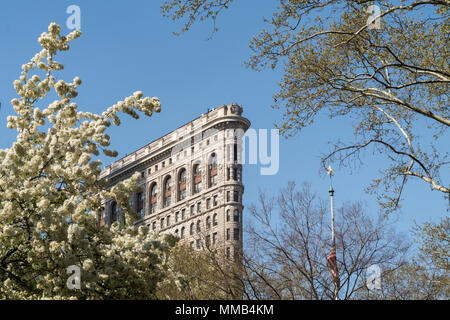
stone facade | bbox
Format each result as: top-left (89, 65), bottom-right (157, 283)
top-left (100, 104), bottom-right (251, 259)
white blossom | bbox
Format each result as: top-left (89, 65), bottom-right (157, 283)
top-left (0, 23), bottom-right (173, 300)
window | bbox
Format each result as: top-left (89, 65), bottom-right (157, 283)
top-left (233, 191), bottom-right (239, 202)
top-left (206, 216), bottom-right (211, 229)
top-left (226, 209), bottom-right (230, 222)
top-left (196, 220), bottom-right (201, 233)
top-left (227, 191), bottom-right (230, 202)
top-left (193, 163), bottom-right (202, 194)
top-left (111, 201), bottom-right (119, 222)
top-left (181, 227), bottom-right (185, 239)
top-left (234, 228), bottom-right (240, 241)
top-left (232, 167), bottom-right (238, 180)
top-left (190, 205), bottom-right (195, 215)
top-left (150, 183), bottom-right (158, 214)
top-left (190, 242), bottom-right (194, 249)
top-left (178, 168), bottom-right (187, 201)
top-left (207, 198), bottom-right (211, 209)
top-left (208, 153), bottom-right (218, 188)
top-left (152, 221), bottom-right (156, 230)
top-left (181, 209), bottom-right (185, 220)
top-left (167, 215), bottom-right (171, 227)
top-left (212, 153), bottom-right (218, 168)
top-left (160, 218), bottom-right (165, 229)
top-left (213, 232), bottom-right (217, 245)
top-left (233, 209), bottom-right (239, 222)
top-left (233, 143), bottom-right (238, 162)
top-left (226, 247), bottom-right (231, 259)
top-left (175, 229), bottom-right (179, 236)
top-left (213, 213), bottom-right (218, 226)
top-left (196, 239), bottom-right (201, 249)
top-left (190, 223), bottom-right (194, 235)
top-left (163, 176), bottom-right (172, 207)
top-left (213, 195), bottom-right (218, 206)
top-left (226, 228), bottom-right (230, 240)
top-left (175, 212), bottom-right (179, 223)
top-left (197, 202), bottom-right (202, 213)
top-left (205, 235), bottom-right (211, 248)
top-left (136, 192), bottom-right (144, 218)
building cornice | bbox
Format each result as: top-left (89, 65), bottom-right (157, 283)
top-left (101, 104), bottom-right (250, 187)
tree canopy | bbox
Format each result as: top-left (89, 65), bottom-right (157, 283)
top-left (161, 0), bottom-right (449, 212)
top-left (0, 22), bottom-right (174, 299)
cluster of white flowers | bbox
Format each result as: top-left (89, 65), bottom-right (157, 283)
top-left (0, 23), bottom-right (173, 299)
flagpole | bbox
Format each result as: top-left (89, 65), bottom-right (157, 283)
top-left (327, 165), bottom-right (339, 300)
top-left (329, 173), bottom-right (335, 248)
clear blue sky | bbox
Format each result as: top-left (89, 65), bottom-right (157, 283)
top-left (0, 1), bottom-right (447, 243)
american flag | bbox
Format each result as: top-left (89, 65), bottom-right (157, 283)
top-left (327, 245), bottom-right (339, 285)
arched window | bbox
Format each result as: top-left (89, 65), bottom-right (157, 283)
top-left (136, 191), bottom-right (144, 218)
top-left (196, 220), bottom-right (201, 233)
top-left (208, 152), bottom-right (218, 188)
top-left (206, 216), bottom-right (211, 229)
top-left (111, 201), bottom-right (119, 223)
top-left (149, 183), bottom-right (158, 214)
top-left (175, 229), bottom-right (179, 237)
top-left (226, 209), bottom-right (230, 222)
top-left (233, 209), bottom-right (239, 222)
top-left (193, 163), bottom-right (202, 194)
top-left (163, 176), bottom-right (172, 207)
top-left (160, 218), bottom-right (165, 229)
top-left (190, 223), bottom-right (194, 235)
top-left (181, 227), bottom-right (185, 238)
top-left (178, 168), bottom-right (187, 201)
top-left (213, 213), bottom-right (218, 226)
